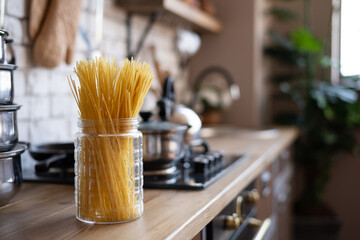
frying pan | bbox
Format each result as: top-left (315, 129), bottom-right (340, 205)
top-left (29, 143), bottom-right (74, 171)
top-left (29, 143), bottom-right (74, 160)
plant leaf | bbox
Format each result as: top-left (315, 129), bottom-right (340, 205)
top-left (290, 28), bottom-right (323, 53)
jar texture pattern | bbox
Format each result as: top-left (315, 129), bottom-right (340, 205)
top-left (75, 119), bottom-right (143, 224)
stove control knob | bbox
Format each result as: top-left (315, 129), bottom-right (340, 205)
top-left (213, 151), bottom-right (224, 171)
top-left (244, 189), bottom-right (260, 203)
top-left (212, 151), bottom-right (223, 163)
top-left (193, 156), bottom-right (208, 173)
top-left (224, 196), bottom-right (243, 230)
top-left (225, 213), bottom-right (241, 230)
top-left (204, 153), bottom-right (216, 174)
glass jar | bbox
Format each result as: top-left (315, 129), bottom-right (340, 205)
top-left (75, 118), bottom-right (143, 224)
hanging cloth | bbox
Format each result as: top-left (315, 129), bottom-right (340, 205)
top-left (29, 0), bottom-right (83, 68)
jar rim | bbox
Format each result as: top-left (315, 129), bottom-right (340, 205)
top-left (78, 118), bottom-right (139, 128)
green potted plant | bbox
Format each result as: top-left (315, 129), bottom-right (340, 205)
top-left (265, 2), bottom-right (360, 239)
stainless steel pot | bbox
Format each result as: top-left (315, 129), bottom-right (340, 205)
top-left (0, 63), bottom-right (16, 104)
top-left (0, 143), bottom-right (27, 207)
top-left (0, 104), bottom-right (21, 151)
top-left (139, 121), bottom-right (188, 164)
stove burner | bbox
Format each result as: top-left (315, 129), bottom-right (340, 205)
top-left (143, 160), bottom-right (177, 171)
top-left (143, 166), bottom-right (178, 176)
top-left (144, 166), bottom-right (179, 184)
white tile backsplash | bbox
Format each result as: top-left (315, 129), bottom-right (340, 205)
top-left (6, 0), bottom-right (28, 18)
top-left (12, 45), bottom-right (33, 69)
top-left (30, 119), bottom-right (72, 144)
top-left (17, 120), bottom-right (30, 142)
top-left (50, 96), bottom-right (74, 118)
top-left (27, 69), bottom-right (50, 96)
top-left (21, 19), bottom-right (30, 45)
top-left (15, 96), bottom-right (31, 121)
top-left (4, 16), bottom-right (23, 45)
top-left (49, 73), bottom-right (73, 95)
top-left (29, 96), bottom-right (50, 120)
top-left (13, 71), bottom-right (27, 97)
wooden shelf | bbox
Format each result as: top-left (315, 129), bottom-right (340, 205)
top-left (117, 0), bottom-right (223, 33)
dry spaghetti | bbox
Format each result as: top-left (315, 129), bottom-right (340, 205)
top-left (69, 57), bottom-right (153, 223)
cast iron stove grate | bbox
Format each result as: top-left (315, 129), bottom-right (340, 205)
top-left (143, 153), bottom-right (248, 190)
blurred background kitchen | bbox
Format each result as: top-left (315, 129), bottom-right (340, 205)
top-left (3, 0), bottom-right (360, 239)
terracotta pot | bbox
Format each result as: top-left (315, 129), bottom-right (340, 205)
top-left (202, 110), bottom-right (221, 125)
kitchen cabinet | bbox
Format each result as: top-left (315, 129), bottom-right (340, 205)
top-left (200, 144), bottom-right (295, 240)
top-left (253, 149), bottom-right (294, 240)
top-left (117, 0), bottom-right (223, 33)
top-left (271, 149), bottom-right (294, 240)
top-left (0, 127), bottom-right (297, 240)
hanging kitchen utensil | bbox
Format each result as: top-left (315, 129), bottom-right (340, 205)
top-left (175, 28), bottom-right (201, 68)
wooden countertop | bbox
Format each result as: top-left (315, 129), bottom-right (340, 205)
top-left (0, 127), bottom-right (298, 240)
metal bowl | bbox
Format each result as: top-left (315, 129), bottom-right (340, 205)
top-left (0, 143), bottom-right (27, 207)
top-left (0, 104), bottom-right (21, 152)
top-left (0, 64), bottom-right (17, 104)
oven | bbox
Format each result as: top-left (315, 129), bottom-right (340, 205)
top-left (203, 182), bottom-right (272, 240)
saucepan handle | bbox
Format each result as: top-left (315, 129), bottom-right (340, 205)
top-left (35, 154), bottom-right (67, 172)
top-left (190, 139), bottom-right (209, 154)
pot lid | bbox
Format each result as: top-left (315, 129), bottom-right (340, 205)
top-left (0, 143), bottom-right (27, 158)
top-left (139, 121), bottom-right (188, 133)
top-left (0, 104), bottom-right (21, 111)
top-left (0, 63), bottom-right (17, 70)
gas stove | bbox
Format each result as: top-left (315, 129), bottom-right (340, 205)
top-left (22, 143), bottom-right (247, 190)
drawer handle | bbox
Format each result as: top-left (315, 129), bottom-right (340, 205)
top-left (251, 218), bottom-right (272, 240)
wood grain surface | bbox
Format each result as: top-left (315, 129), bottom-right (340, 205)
top-left (0, 127), bottom-right (297, 240)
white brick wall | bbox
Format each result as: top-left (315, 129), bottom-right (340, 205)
top-left (5, 0), bottom-right (185, 144)
top-left (13, 71), bottom-right (26, 96)
top-left (5, 16), bottom-right (24, 45)
top-left (6, 0), bottom-right (29, 18)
